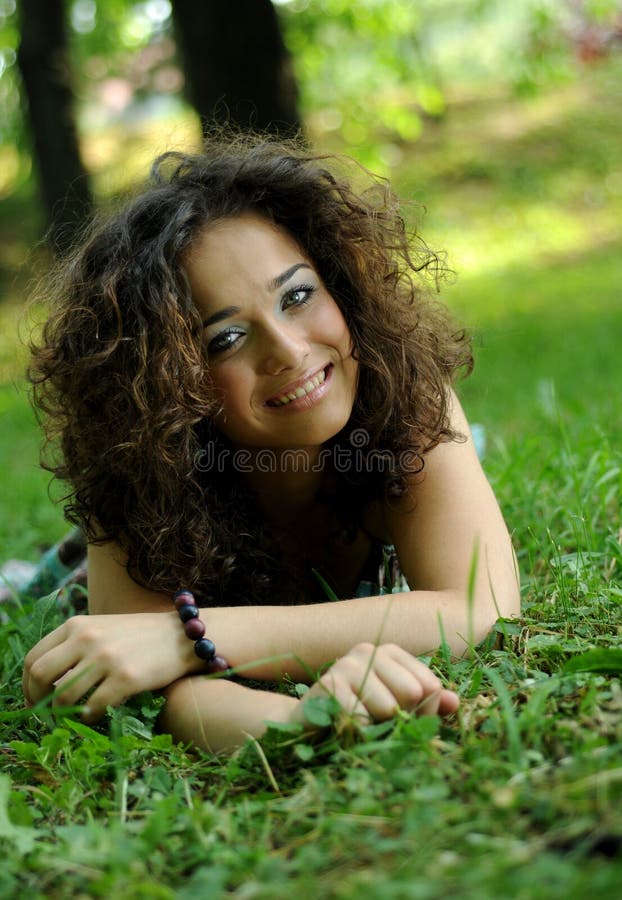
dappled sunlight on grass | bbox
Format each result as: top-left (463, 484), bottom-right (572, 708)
top-left (0, 388), bottom-right (68, 557)
top-left (0, 252), bottom-right (52, 384)
top-left (449, 238), bottom-right (621, 324)
top-left (0, 299), bottom-right (29, 385)
top-left (384, 59), bottom-right (622, 445)
top-left (452, 240), bottom-right (622, 439)
top-left (430, 194), bottom-right (618, 280)
top-left (389, 57), bottom-right (622, 296)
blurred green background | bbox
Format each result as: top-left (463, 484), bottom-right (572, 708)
top-left (1, 0), bottom-right (621, 559)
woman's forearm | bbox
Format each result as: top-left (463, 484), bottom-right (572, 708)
top-left (160, 675), bottom-right (298, 752)
top-left (213, 585), bottom-right (516, 682)
top-left (60, 583), bottom-right (512, 715)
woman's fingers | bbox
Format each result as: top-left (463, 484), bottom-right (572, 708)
top-left (78, 680), bottom-right (128, 723)
top-left (437, 688), bottom-right (460, 716)
top-left (313, 671), bottom-right (373, 724)
top-left (49, 662), bottom-right (106, 709)
top-left (305, 643), bottom-right (459, 726)
top-left (320, 650), bottom-right (405, 721)
top-left (23, 620), bottom-right (86, 705)
top-left (23, 616), bottom-right (109, 706)
top-left (370, 643), bottom-right (460, 716)
top-left (365, 646), bottom-right (429, 713)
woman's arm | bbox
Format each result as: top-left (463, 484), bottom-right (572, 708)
top-left (160, 643), bottom-right (459, 752)
top-left (383, 390), bottom-right (520, 645)
top-left (24, 618), bottom-right (459, 749)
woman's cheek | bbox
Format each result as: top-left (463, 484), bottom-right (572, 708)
top-left (210, 363), bottom-right (249, 416)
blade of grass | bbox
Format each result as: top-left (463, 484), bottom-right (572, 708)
top-left (485, 666), bottom-right (524, 770)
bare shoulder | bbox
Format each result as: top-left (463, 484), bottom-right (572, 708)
top-left (87, 540), bottom-right (170, 614)
top-left (382, 391), bottom-right (520, 617)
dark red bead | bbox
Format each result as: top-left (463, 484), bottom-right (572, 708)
top-left (178, 604), bottom-right (199, 623)
top-left (206, 655), bottom-right (230, 673)
top-left (174, 590), bottom-right (195, 609)
top-left (184, 617), bottom-right (205, 640)
top-left (194, 638), bottom-right (216, 661)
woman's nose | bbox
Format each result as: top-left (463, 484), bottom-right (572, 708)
top-left (259, 321), bottom-right (310, 375)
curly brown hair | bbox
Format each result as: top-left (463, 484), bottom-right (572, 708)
top-left (29, 134), bottom-right (472, 604)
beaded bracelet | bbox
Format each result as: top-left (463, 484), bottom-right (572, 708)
top-left (173, 589), bottom-right (230, 673)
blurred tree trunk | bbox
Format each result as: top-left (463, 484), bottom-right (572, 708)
top-left (17, 0), bottom-right (92, 253)
top-left (171, 0), bottom-right (300, 137)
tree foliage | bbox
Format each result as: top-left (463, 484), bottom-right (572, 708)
top-left (278, 0), bottom-right (622, 165)
top-left (0, 0), bottom-right (621, 207)
top-left (280, 0), bottom-right (445, 153)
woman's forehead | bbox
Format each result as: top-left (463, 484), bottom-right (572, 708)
top-left (184, 214), bottom-right (312, 302)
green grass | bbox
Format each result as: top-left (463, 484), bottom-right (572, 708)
top-left (1, 57), bottom-right (621, 897)
top-left (0, 383), bottom-right (67, 559)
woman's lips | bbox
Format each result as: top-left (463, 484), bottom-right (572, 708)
top-left (265, 364), bottom-right (333, 410)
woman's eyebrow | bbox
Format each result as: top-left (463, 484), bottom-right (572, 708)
top-left (202, 306), bottom-right (241, 328)
top-left (268, 263), bottom-right (312, 291)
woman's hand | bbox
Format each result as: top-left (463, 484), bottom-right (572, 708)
top-left (294, 642), bottom-right (459, 727)
top-left (22, 611), bottom-right (195, 722)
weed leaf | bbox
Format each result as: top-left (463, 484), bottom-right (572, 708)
top-left (302, 694), bottom-right (341, 728)
top-left (563, 648), bottom-right (622, 674)
top-left (0, 776), bottom-right (38, 854)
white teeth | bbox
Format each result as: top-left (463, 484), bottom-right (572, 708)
top-left (270, 368), bottom-right (327, 406)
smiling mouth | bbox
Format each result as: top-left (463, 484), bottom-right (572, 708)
top-left (265, 365), bottom-right (332, 407)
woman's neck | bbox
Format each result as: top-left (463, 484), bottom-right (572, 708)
top-left (241, 446), bottom-right (329, 525)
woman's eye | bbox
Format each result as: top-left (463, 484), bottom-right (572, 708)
top-left (207, 328), bottom-right (244, 355)
top-left (282, 284), bottom-right (315, 310)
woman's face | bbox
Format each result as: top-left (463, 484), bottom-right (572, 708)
top-left (184, 213), bottom-right (358, 451)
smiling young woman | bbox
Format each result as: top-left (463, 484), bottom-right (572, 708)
top-left (22, 134), bottom-right (520, 752)
top-left (185, 212), bottom-right (359, 452)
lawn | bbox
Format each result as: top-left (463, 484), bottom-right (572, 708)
top-left (1, 56), bottom-right (621, 897)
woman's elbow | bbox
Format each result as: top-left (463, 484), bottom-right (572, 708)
top-left (157, 677), bottom-right (207, 748)
top-left (473, 576), bottom-right (521, 645)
